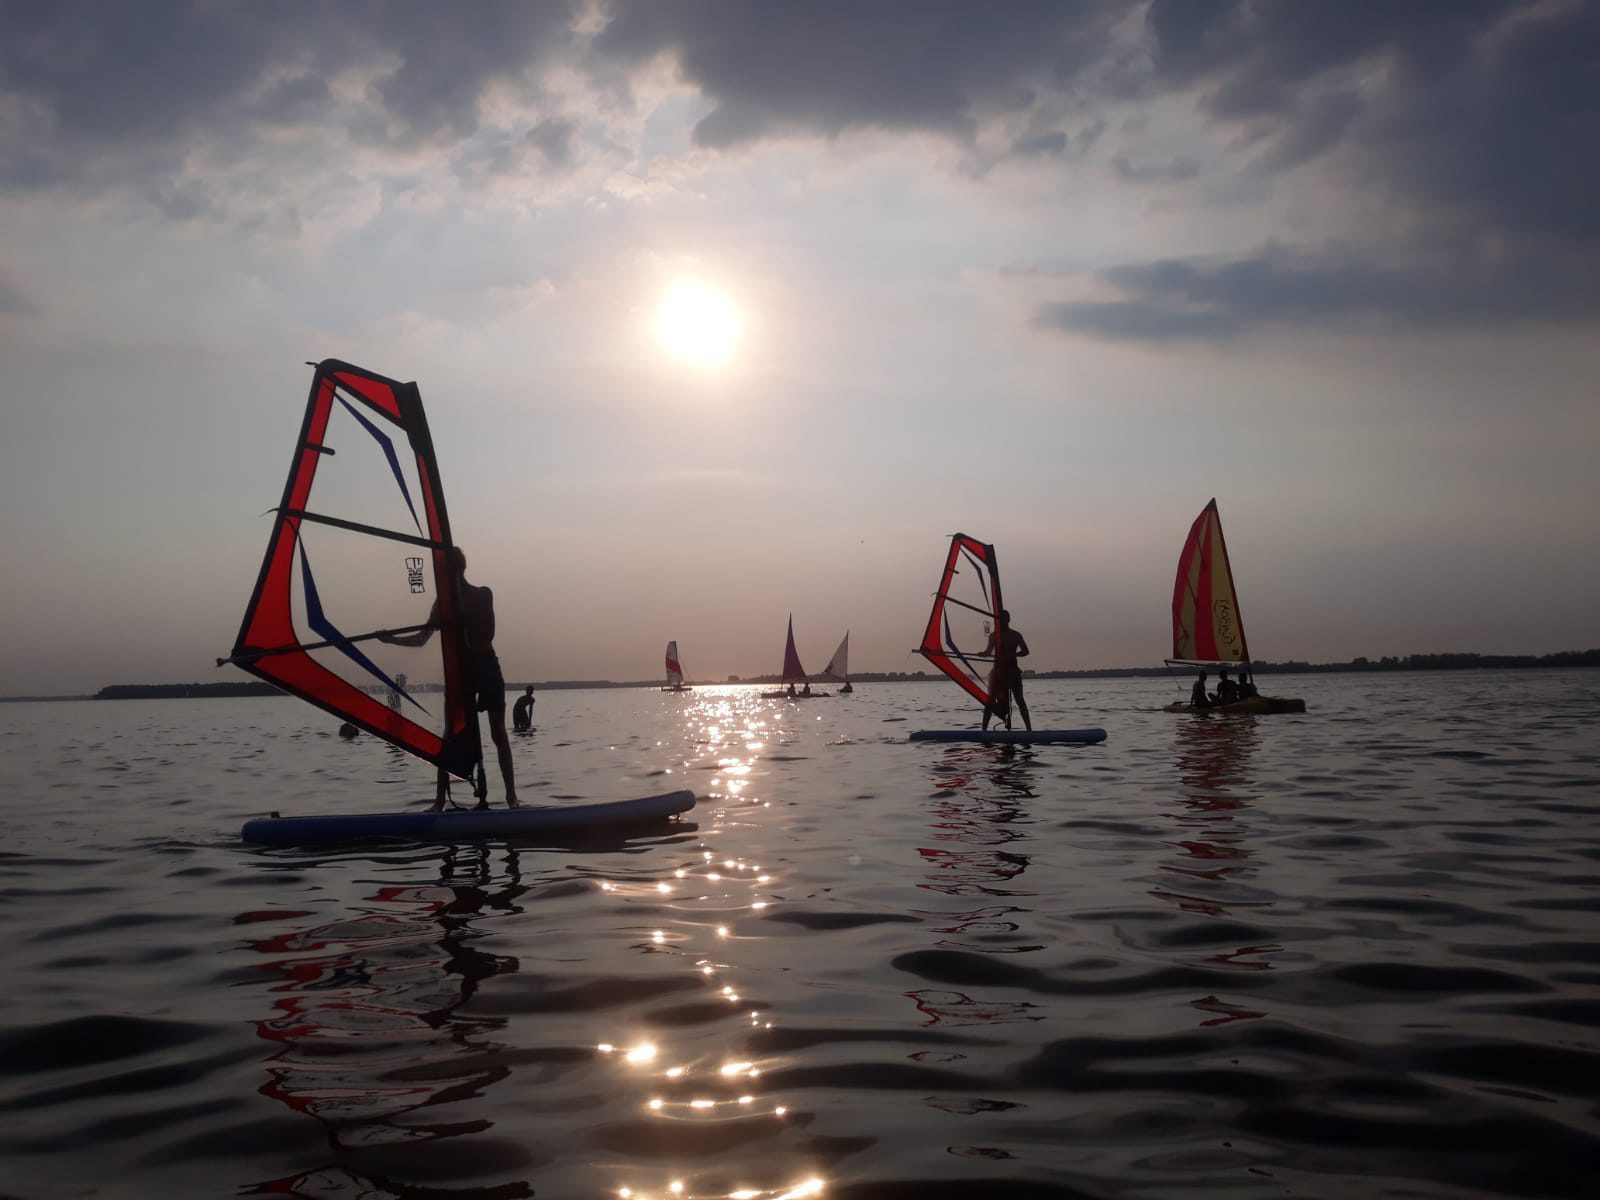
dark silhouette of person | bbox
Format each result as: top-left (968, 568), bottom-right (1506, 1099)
top-left (1216, 667), bottom-right (1240, 705)
top-left (512, 685), bottom-right (535, 732)
top-left (380, 547), bottom-right (518, 810)
top-left (786, 682), bottom-right (797, 697)
top-left (1190, 670), bottom-right (1212, 709)
top-left (1237, 669), bottom-right (1259, 700)
top-left (801, 681), bottom-right (812, 696)
top-left (982, 609), bottom-right (1032, 732)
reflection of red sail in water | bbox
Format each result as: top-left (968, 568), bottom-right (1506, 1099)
top-left (918, 534), bottom-right (1005, 711)
top-left (242, 880), bottom-right (515, 1147)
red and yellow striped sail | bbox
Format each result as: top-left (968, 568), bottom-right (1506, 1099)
top-left (1171, 499), bottom-right (1250, 665)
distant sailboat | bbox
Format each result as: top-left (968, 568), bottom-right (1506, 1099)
top-left (762, 615), bottom-right (827, 698)
top-left (662, 640), bottom-right (692, 692)
top-left (821, 632), bottom-right (853, 693)
top-left (1165, 499), bottom-right (1305, 714)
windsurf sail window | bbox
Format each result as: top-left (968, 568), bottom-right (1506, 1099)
top-left (222, 360), bottom-right (482, 781)
top-left (780, 616), bottom-right (807, 683)
top-left (665, 641), bottom-right (684, 687)
top-left (1171, 498), bottom-right (1250, 666)
top-left (917, 534), bottom-right (1004, 708)
top-left (821, 632), bottom-right (849, 682)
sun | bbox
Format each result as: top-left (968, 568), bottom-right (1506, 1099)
top-left (656, 280), bottom-right (740, 369)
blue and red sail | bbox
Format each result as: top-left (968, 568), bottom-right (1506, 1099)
top-left (224, 360), bottom-right (481, 782)
top-left (918, 533), bottom-right (1006, 709)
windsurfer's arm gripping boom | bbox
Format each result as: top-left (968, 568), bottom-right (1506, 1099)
top-left (377, 601), bottom-right (440, 647)
top-left (216, 618), bottom-right (435, 667)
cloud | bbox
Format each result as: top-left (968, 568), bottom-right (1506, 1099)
top-left (3, 0), bottom-right (1594, 341)
top-left (1034, 240), bottom-right (1600, 341)
top-left (591, 0), bottom-right (1130, 147)
top-left (0, 0), bottom-right (583, 192)
top-left (1111, 153), bottom-right (1201, 184)
top-left (0, 269), bottom-right (34, 315)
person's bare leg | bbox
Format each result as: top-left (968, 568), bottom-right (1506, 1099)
top-left (428, 766), bottom-right (449, 812)
top-left (1013, 684), bottom-right (1032, 732)
top-left (487, 708), bottom-right (519, 807)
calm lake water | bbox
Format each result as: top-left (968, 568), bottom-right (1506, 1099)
top-left (1, 671), bottom-right (1597, 1200)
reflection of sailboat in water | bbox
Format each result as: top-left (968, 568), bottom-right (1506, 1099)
top-left (903, 746), bottom-right (1047, 1028)
top-left (243, 846), bottom-right (526, 1175)
top-left (1160, 717), bottom-right (1277, 1026)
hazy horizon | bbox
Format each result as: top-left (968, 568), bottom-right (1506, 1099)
top-left (3, 2), bottom-right (1597, 696)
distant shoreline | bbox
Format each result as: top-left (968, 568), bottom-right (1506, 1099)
top-left (4, 649), bottom-right (1595, 702)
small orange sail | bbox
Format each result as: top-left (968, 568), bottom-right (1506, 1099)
top-left (1171, 499), bottom-right (1250, 665)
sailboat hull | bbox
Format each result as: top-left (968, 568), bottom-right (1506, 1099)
top-left (1164, 697), bottom-right (1306, 715)
top-left (242, 790), bottom-right (696, 845)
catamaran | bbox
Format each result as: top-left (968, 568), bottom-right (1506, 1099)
top-left (219, 359), bottom-right (694, 842)
top-left (1165, 499), bottom-right (1306, 715)
top-left (910, 534), bottom-right (1105, 745)
top-left (821, 632), bottom-right (853, 693)
top-left (662, 640), bottom-right (692, 691)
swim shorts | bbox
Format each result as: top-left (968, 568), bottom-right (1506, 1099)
top-left (471, 653), bottom-right (506, 712)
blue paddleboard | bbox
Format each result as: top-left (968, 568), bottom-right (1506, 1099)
top-left (909, 728), bottom-right (1107, 745)
top-left (242, 789), bottom-right (696, 845)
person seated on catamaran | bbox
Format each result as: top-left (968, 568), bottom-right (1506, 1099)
top-left (802, 681), bottom-right (812, 696)
top-left (512, 685), bottom-right (535, 732)
top-left (1216, 668), bottom-right (1240, 704)
top-left (379, 547), bottom-right (519, 811)
top-left (786, 682), bottom-right (797, 697)
top-left (1190, 670), bottom-right (1212, 708)
top-left (981, 609), bottom-right (1033, 732)
top-left (1237, 670), bottom-right (1259, 700)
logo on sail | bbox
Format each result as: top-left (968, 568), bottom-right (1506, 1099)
top-left (405, 556), bottom-right (426, 593)
top-left (1213, 599), bottom-right (1240, 653)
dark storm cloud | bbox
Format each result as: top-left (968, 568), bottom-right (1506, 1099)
top-left (585, 0), bottom-right (1598, 337)
top-left (592, 0), bottom-right (1128, 147)
top-left (3, 0), bottom-right (1594, 338)
top-left (1141, 0), bottom-right (1600, 243)
top-left (1034, 241), bottom-right (1600, 340)
top-left (0, 0), bottom-right (580, 189)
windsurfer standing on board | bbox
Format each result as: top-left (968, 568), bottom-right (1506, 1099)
top-left (380, 547), bottom-right (519, 810)
top-left (982, 609), bottom-right (1032, 732)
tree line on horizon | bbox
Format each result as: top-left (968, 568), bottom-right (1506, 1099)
top-left (67, 648), bottom-right (1600, 700)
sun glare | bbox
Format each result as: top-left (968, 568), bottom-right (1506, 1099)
top-left (656, 280), bottom-right (740, 369)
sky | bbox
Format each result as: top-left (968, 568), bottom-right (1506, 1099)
top-left (1, 0), bottom-right (1597, 695)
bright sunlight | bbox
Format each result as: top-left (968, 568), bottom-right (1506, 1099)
top-left (655, 280), bottom-right (740, 369)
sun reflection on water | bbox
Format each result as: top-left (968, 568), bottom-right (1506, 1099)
top-left (600, 686), bottom-right (828, 1200)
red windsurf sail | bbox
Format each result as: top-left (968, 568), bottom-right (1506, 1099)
top-left (222, 360), bottom-right (482, 782)
top-left (918, 534), bottom-right (1005, 708)
top-left (780, 616), bottom-right (807, 683)
top-left (1171, 499), bottom-right (1250, 665)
